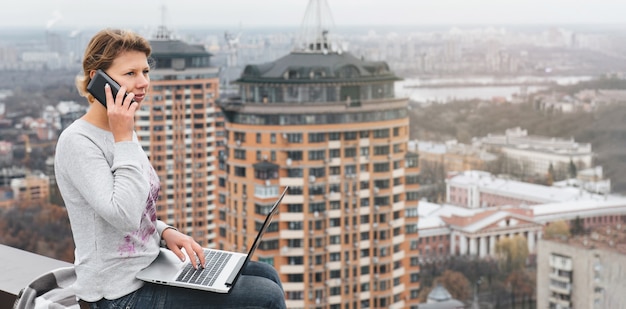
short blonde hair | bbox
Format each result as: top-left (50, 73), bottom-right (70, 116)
top-left (76, 28), bottom-right (152, 103)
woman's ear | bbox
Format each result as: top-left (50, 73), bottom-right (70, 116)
top-left (89, 70), bottom-right (97, 79)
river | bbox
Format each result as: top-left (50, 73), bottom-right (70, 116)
top-left (395, 75), bottom-right (595, 103)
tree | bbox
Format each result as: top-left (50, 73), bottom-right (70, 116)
top-left (435, 270), bottom-right (471, 301)
top-left (568, 159), bottom-right (577, 178)
top-left (546, 163), bottom-right (555, 186)
top-left (544, 220), bottom-right (571, 240)
top-left (495, 235), bottom-right (529, 274)
top-left (418, 268), bottom-right (472, 303)
top-left (0, 201), bottom-right (74, 262)
top-left (506, 269), bottom-right (535, 309)
top-left (570, 216), bottom-right (586, 236)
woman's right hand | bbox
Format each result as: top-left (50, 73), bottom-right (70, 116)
top-left (104, 83), bottom-right (137, 142)
top-left (162, 228), bottom-right (207, 269)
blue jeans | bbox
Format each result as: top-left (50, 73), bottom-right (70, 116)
top-left (89, 261), bottom-right (286, 309)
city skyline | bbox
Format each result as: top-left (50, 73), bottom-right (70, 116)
top-left (1, 0), bottom-right (626, 31)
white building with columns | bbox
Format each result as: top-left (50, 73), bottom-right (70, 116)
top-left (417, 196), bottom-right (626, 259)
top-left (418, 201), bottom-right (544, 259)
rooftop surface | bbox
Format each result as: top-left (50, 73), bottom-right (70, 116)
top-left (447, 170), bottom-right (611, 203)
top-left (545, 224), bottom-right (626, 255)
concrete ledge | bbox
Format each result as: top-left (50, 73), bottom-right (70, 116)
top-left (0, 244), bottom-right (72, 309)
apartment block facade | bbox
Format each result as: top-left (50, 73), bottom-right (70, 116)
top-left (216, 30), bottom-right (420, 309)
top-left (536, 225), bottom-right (626, 308)
top-left (136, 29), bottom-right (221, 246)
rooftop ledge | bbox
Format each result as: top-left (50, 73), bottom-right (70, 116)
top-left (0, 244), bottom-right (72, 308)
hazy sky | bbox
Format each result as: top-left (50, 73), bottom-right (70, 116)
top-left (2, 0), bottom-right (626, 30)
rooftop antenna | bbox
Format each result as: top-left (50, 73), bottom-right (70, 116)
top-left (296, 0), bottom-right (339, 54)
top-left (154, 4), bottom-right (172, 40)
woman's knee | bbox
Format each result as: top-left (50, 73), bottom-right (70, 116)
top-left (232, 276), bottom-right (286, 309)
top-left (244, 261), bottom-right (282, 287)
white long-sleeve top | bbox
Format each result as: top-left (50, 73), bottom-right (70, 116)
top-left (54, 119), bottom-right (167, 302)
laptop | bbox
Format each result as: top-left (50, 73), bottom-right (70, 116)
top-left (136, 187), bottom-right (287, 293)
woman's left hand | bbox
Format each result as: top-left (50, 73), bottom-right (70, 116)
top-left (161, 228), bottom-right (206, 269)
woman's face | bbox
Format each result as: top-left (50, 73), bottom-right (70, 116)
top-left (104, 50), bottom-right (150, 104)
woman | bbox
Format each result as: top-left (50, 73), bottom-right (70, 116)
top-left (55, 28), bottom-right (286, 308)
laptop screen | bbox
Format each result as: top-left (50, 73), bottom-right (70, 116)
top-left (226, 186), bottom-right (287, 287)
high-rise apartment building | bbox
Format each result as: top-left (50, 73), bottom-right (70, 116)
top-left (136, 27), bottom-right (221, 246)
top-left (216, 1), bottom-right (420, 308)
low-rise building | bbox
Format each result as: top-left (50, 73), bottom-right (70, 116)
top-left (536, 224), bottom-right (626, 309)
top-left (472, 127), bottom-right (593, 177)
top-left (418, 201), bottom-right (544, 259)
top-left (0, 141), bottom-right (13, 165)
top-left (10, 173), bottom-right (50, 203)
top-left (418, 171), bottom-right (626, 260)
top-left (414, 140), bottom-right (497, 175)
top-left (446, 170), bottom-right (606, 209)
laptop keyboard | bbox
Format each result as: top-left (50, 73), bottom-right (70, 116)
top-left (176, 250), bottom-right (233, 286)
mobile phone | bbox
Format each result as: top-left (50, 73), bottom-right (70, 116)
top-left (86, 69), bottom-right (133, 108)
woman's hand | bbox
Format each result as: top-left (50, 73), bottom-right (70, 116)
top-left (104, 83), bottom-right (137, 142)
top-left (161, 227), bottom-right (207, 269)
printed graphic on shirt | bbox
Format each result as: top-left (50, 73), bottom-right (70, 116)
top-left (118, 163), bottom-right (161, 256)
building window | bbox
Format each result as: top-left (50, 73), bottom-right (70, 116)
top-left (234, 131), bottom-right (246, 143)
top-left (373, 162), bottom-right (389, 172)
top-left (374, 145), bottom-right (389, 155)
top-left (344, 147), bottom-right (357, 158)
top-left (406, 153), bottom-right (419, 168)
top-left (373, 129), bottom-right (389, 138)
top-left (308, 150), bottom-right (326, 161)
top-left (329, 132), bottom-right (341, 141)
top-left (255, 203), bottom-right (275, 215)
top-left (286, 133), bottom-right (303, 143)
top-left (287, 151), bottom-right (303, 161)
top-left (344, 131), bottom-right (357, 140)
top-left (287, 168), bottom-right (303, 177)
top-left (234, 149), bottom-right (246, 160)
top-left (309, 167), bottom-right (325, 177)
top-left (308, 132), bottom-right (325, 143)
top-left (254, 167), bottom-right (278, 180)
top-left (393, 143), bottom-right (402, 153)
top-left (234, 166), bottom-right (246, 177)
top-left (254, 185), bottom-right (279, 198)
top-left (287, 221), bottom-right (303, 230)
top-left (287, 274), bottom-right (303, 282)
